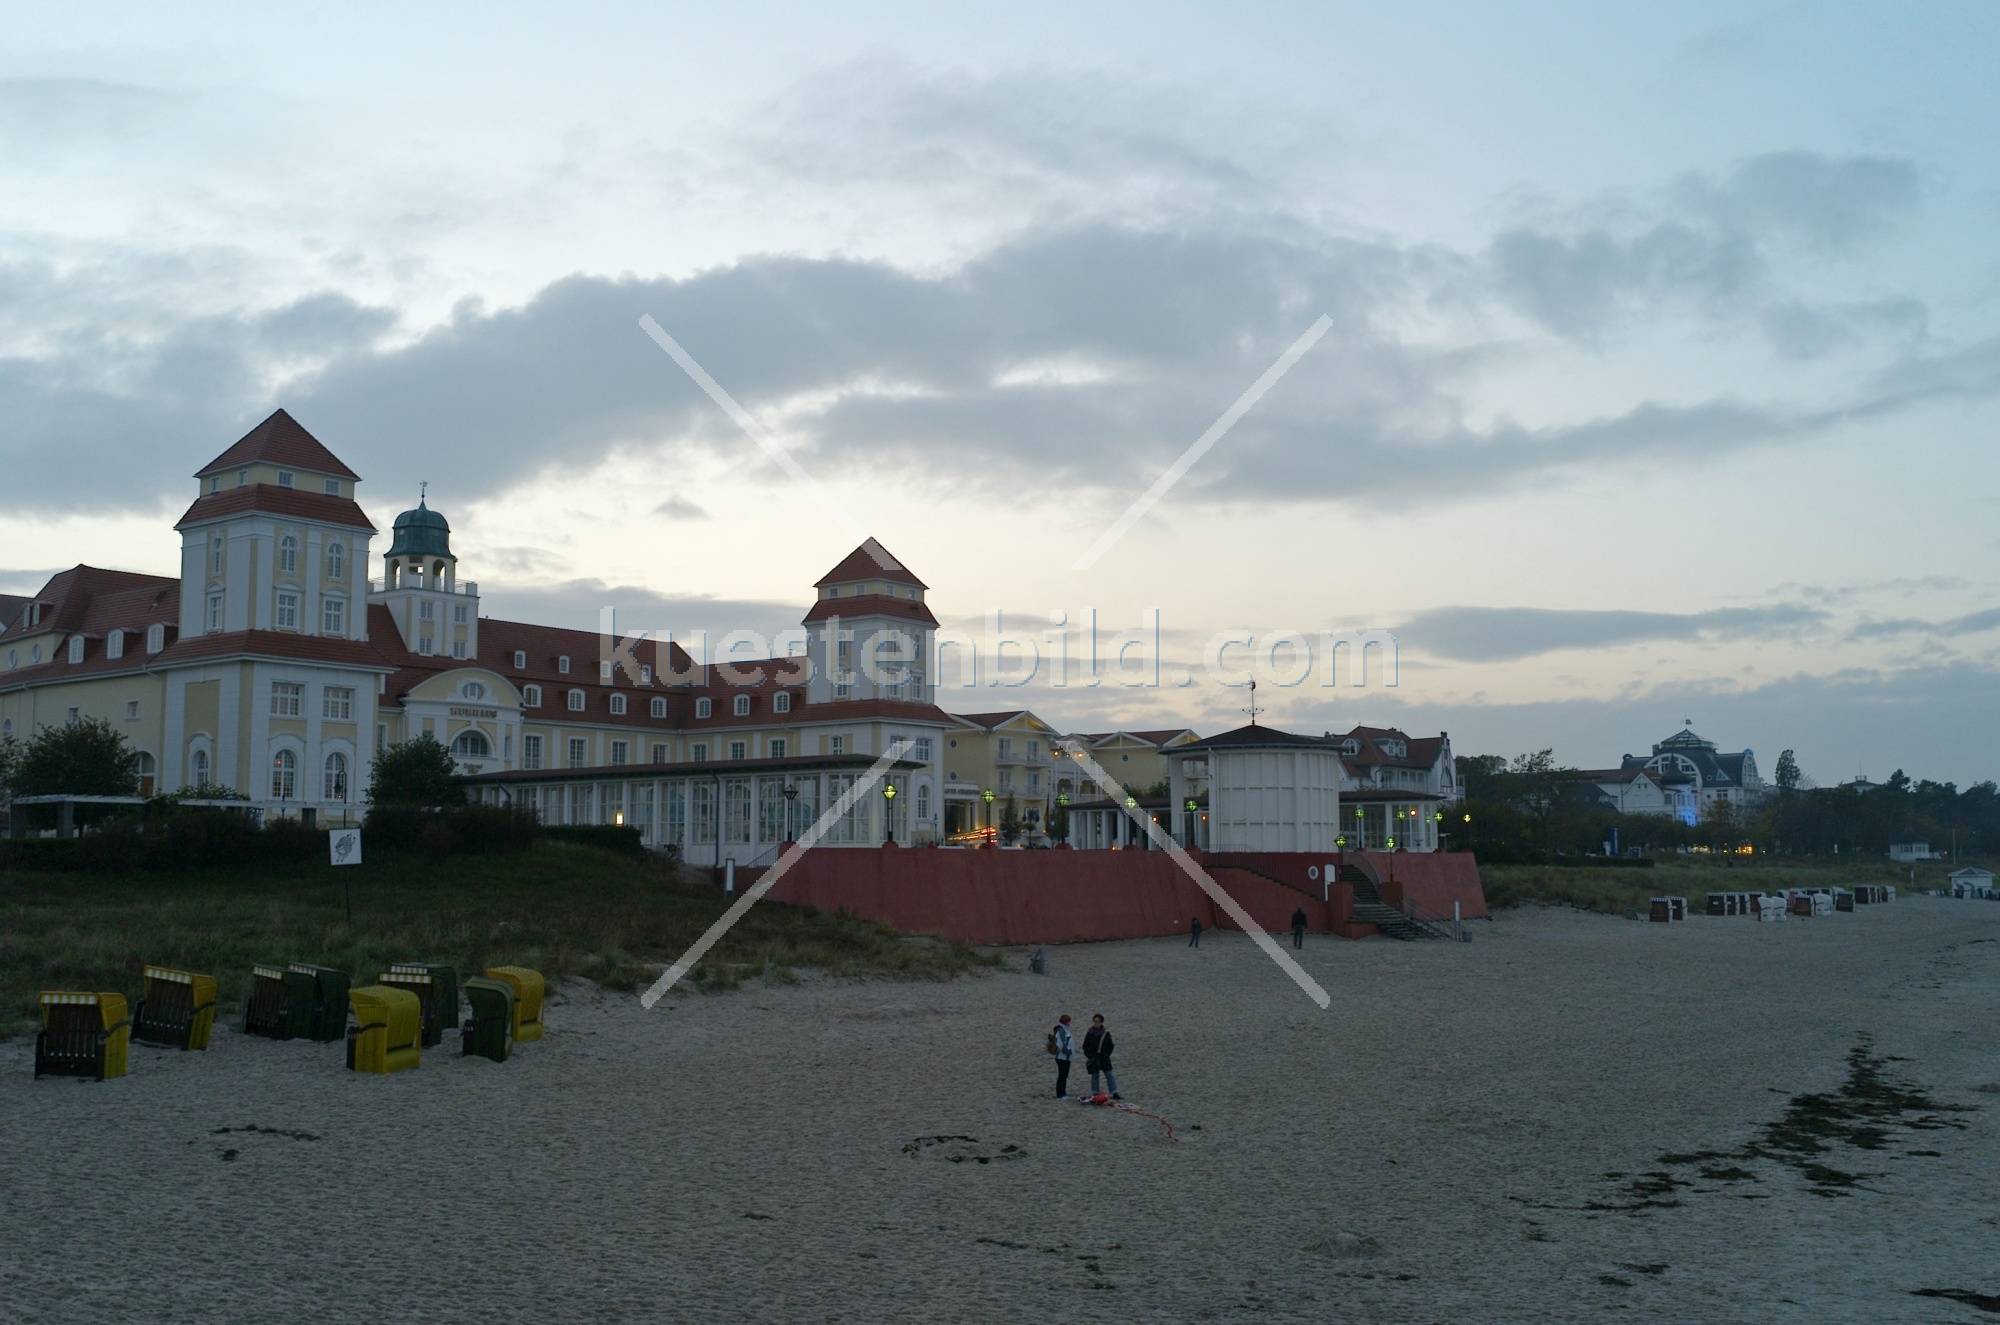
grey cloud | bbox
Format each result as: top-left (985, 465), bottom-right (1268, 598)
top-left (0, 77), bottom-right (189, 149)
top-left (1676, 151), bottom-right (1922, 249)
top-left (1760, 295), bottom-right (1927, 361)
top-left (480, 578), bottom-right (806, 651)
top-left (651, 496), bottom-right (709, 520)
top-left (1396, 603), bottom-right (1830, 663)
top-left (1488, 222), bottom-right (1763, 340)
top-left (1849, 607), bottom-right (2000, 641)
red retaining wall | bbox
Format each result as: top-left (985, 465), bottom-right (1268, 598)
top-left (758, 846), bottom-right (1484, 944)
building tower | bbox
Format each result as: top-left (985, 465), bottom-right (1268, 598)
top-left (374, 493), bottom-right (479, 659)
top-left (802, 538), bottom-right (935, 705)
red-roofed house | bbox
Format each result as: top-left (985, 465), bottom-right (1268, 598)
top-left (4, 412), bottom-right (954, 860)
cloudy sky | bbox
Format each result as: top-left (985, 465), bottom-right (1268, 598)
top-left (4, 4), bottom-right (1997, 783)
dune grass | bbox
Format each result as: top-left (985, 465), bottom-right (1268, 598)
top-left (0, 842), bottom-right (1001, 1038)
top-left (1482, 855), bottom-right (1969, 916)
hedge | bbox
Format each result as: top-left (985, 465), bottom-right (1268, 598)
top-left (544, 825), bottom-right (646, 857)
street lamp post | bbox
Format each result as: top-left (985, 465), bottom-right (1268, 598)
top-left (982, 787), bottom-right (995, 844)
top-left (783, 781), bottom-right (798, 843)
top-left (882, 781), bottom-right (897, 845)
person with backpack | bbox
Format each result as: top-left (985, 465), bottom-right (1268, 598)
top-left (1048, 1014), bottom-right (1075, 1098)
top-left (1292, 905), bottom-right (1309, 949)
top-left (1082, 1013), bottom-right (1121, 1100)
top-left (1188, 916), bottom-right (1203, 948)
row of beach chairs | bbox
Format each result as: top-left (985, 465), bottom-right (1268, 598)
top-left (34, 961), bottom-right (544, 1081)
top-left (1688, 885), bottom-right (1898, 924)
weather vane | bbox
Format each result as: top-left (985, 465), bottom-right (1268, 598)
top-left (419, 480), bottom-right (429, 502)
top-left (1244, 677), bottom-right (1262, 724)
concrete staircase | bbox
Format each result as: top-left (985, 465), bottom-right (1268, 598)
top-left (1348, 872), bottom-right (1455, 941)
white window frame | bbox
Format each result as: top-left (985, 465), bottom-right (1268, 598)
top-left (271, 682), bottom-right (303, 717)
top-left (558, 655), bottom-right (571, 674)
top-left (322, 596), bottom-right (345, 636)
top-left (514, 650), bottom-right (527, 669)
top-left (279, 535), bottom-right (298, 575)
top-left (610, 740), bottom-right (628, 766)
top-left (523, 735), bottom-right (543, 770)
top-left (610, 694), bottom-right (627, 715)
top-left (567, 689), bottom-right (585, 712)
top-left (733, 694), bottom-right (751, 717)
top-left (207, 594), bottom-right (223, 633)
top-left (774, 692), bottom-right (792, 714)
top-left (830, 736), bottom-right (845, 755)
top-left (323, 752), bottom-right (349, 802)
top-left (326, 541), bottom-right (344, 580)
top-left (277, 469), bottom-right (295, 489)
top-left (323, 686), bottom-right (354, 721)
top-left (523, 684), bottom-right (542, 707)
top-left (68, 636), bottom-right (84, 664)
top-left (275, 592), bottom-right (299, 630)
top-left (769, 738), bottom-right (787, 759)
top-left (567, 737), bottom-right (588, 768)
top-left (651, 697), bottom-right (668, 719)
top-left (729, 740), bottom-right (747, 761)
top-left (691, 743), bottom-right (708, 762)
top-left (695, 698), bottom-right (712, 719)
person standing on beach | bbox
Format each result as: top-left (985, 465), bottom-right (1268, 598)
top-left (1189, 916), bottom-right (1203, 948)
top-left (1051, 1014), bottom-right (1075, 1098)
top-left (1292, 906), bottom-right (1308, 949)
top-left (1082, 1013), bottom-right (1121, 1100)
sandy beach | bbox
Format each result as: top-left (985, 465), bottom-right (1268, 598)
top-left (2, 898), bottom-right (1995, 1323)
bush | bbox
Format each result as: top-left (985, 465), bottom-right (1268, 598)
top-left (0, 837), bottom-right (85, 873)
top-left (544, 825), bottom-right (645, 856)
top-left (362, 803), bottom-right (542, 856)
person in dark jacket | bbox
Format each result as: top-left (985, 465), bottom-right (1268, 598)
top-left (1081, 1013), bottom-right (1121, 1099)
top-left (1189, 916), bottom-right (1203, 948)
top-left (1292, 906), bottom-right (1309, 949)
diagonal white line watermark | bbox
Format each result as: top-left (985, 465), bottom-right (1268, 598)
top-left (638, 313), bottom-right (869, 544)
top-left (1070, 314), bottom-right (1331, 571)
top-left (638, 742), bottom-right (911, 1008)
top-left (1059, 739), bottom-right (1331, 1011)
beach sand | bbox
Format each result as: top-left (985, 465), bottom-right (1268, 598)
top-left (2, 898), bottom-right (1995, 1323)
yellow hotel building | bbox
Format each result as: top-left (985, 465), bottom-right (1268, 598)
top-left (1, 410), bottom-right (956, 865)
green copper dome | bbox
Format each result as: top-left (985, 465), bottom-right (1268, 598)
top-left (386, 497), bottom-right (453, 560)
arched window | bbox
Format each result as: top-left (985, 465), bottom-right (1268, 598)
top-left (774, 692), bottom-right (791, 714)
top-left (133, 751), bottom-right (156, 797)
top-left (452, 730), bottom-right (492, 760)
top-left (107, 630), bottom-right (124, 660)
top-left (733, 694), bottom-right (751, 717)
top-left (190, 747), bottom-right (210, 787)
top-left (523, 684), bottom-right (541, 707)
top-left (147, 624), bottom-right (165, 653)
top-left (566, 689), bottom-right (584, 712)
top-left (211, 536), bottom-right (225, 575)
top-left (651, 697), bottom-right (667, 719)
top-left (271, 749), bottom-right (297, 800)
top-left (695, 698), bottom-right (712, 719)
top-left (323, 752), bottom-right (349, 802)
top-left (916, 782), bottom-right (931, 824)
top-left (279, 536), bottom-right (298, 575)
top-left (610, 694), bottom-right (627, 715)
top-left (326, 540), bottom-right (345, 580)
top-left (68, 636), bottom-right (85, 664)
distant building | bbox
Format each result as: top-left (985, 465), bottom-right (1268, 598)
top-left (1948, 866), bottom-right (1994, 898)
top-left (1331, 725), bottom-right (1458, 850)
top-left (1562, 766), bottom-right (1699, 826)
top-left (1889, 841), bottom-right (1940, 863)
top-left (1619, 726), bottom-right (1764, 819)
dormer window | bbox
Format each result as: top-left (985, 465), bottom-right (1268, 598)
top-left (68, 636), bottom-right (85, 664)
top-left (107, 630), bottom-right (124, 660)
top-left (1341, 739), bottom-right (1360, 755)
top-left (610, 694), bottom-right (627, 715)
top-left (733, 694), bottom-right (751, 717)
top-left (236, 468), bottom-right (248, 487)
top-left (695, 698), bottom-right (712, 719)
top-left (651, 697), bottom-right (667, 719)
top-left (640, 664), bottom-right (652, 684)
top-left (599, 660), bottom-right (612, 682)
top-left (827, 586), bottom-right (838, 598)
top-left (323, 478), bottom-right (341, 496)
top-left (513, 650), bottom-right (527, 669)
top-left (774, 692), bottom-right (791, 714)
top-left (277, 470), bottom-right (294, 488)
top-left (146, 624), bottom-right (164, 654)
top-left (567, 689), bottom-right (585, 712)
top-left (208, 476), bottom-right (220, 494)
top-left (558, 656), bottom-right (570, 674)
top-left (523, 684), bottom-right (541, 707)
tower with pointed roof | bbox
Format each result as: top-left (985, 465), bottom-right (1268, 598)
top-left (802, 537), bottom-right (935, 707)
top-left (175, 408), bottom-right (374, 642)
top-left (374, 491), bottom-right (480, 659)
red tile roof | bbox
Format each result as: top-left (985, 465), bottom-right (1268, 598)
top-left (793, 698), bottom-right (955, 725)
top-left (157, 629), bottom-right (395, 670)
top-left (954, 710), bottom-right (1033, 729)
top-left (814, 538), bottom-right (927, 589)
top-left (196, 409), bottom-right (359, 480)
top-left (0, 566), bottom-right (179, 644)
top-left (801, 594), bottom-right (939, 627)
top-left (174, 484), bottom-right (377, 533)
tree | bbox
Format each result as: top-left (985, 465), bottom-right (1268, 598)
top-left (14, 717), bottom-right (142, 797)
top-left (365, 735), bottom-right (465, 809)
top-left (1775, 749), bottom-right (1800, 794)
top-left (0, 731), bottom-right (20, 826)
top-left (999, 794), bottom-right (1023, 845)
top-left (1048, 802), bottom-right (1070, 845)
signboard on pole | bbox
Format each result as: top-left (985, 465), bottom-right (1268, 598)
top-left (329, 828), bottom-right (363, 867)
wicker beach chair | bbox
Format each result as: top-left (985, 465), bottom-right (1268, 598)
top-left (345, 985), bottom-right (422, 1075)
top-left (484, 966), bottom-right (545, 1043)
top-left (460, 976), bottom-right (516, 1063)
top-left (379, 964), bottom-right (458, 1049)
top-left (35, 992), bottom-right (132, 1080)
top-left (132, 966), bottom-right (218, 1051)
